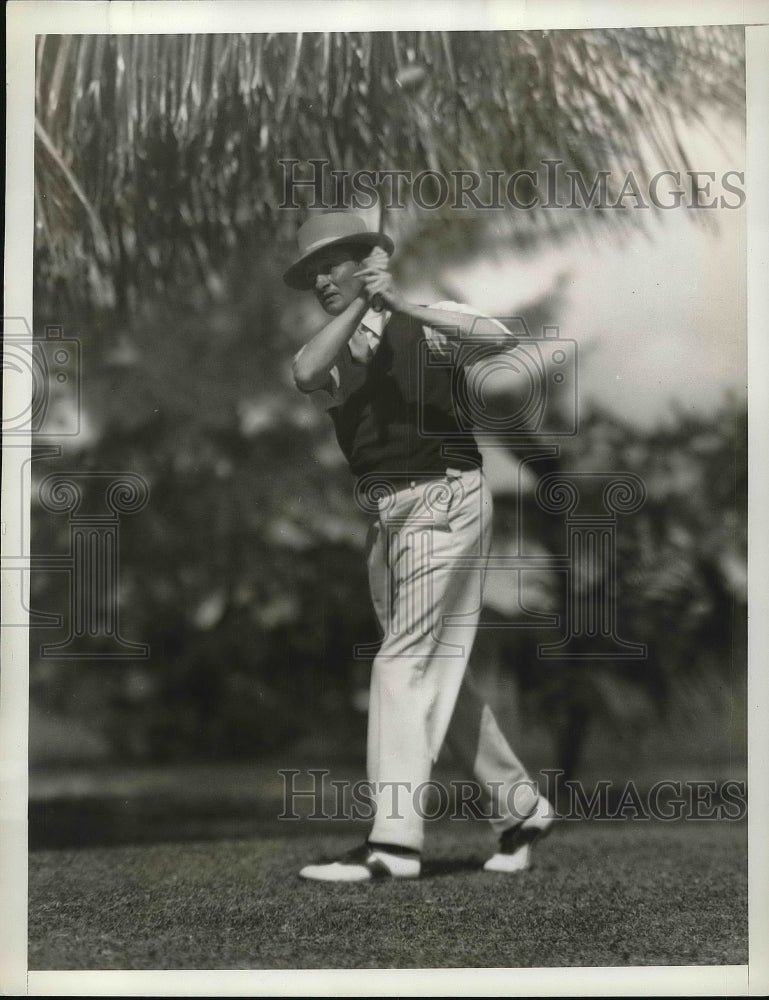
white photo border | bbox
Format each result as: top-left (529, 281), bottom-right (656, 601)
top-left (3, 2), bottom-right (767, 996)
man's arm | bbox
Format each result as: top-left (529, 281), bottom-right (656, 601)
top-left (403, 303), bottom-right (516, 348)
top-left (292, 293), bottom-right (369, 393)
top-left (355, 262), bottom-right (517, 349)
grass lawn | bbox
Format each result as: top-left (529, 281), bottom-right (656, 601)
top-left (28, 819), bottom-right (746, 970)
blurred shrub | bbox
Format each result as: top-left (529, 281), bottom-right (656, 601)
top-left (30, 253), bottom-right (379, 763)
top-left (28, 27), bottom-right (746, 768)
top-left (482, 398), bottom-right (747, 776)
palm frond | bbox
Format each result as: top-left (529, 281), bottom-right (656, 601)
top-left (34, 27), bottom-right (745, 313)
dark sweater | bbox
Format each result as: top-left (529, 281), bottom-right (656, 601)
top-left (329, 310), bottom-right (482, 479)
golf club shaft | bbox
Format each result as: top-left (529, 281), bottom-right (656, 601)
top-left (371, 182), bottom-right (386, 312)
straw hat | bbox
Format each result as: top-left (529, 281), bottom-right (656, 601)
top-left (283, 213), bottom-right (394, 290)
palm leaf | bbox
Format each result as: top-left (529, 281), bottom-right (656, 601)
top-left (34, 27), bottom-right (745, 312)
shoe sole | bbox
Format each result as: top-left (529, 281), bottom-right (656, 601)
top-left (483, 805), bottom-right (556, 873)
top-left (299, 855), bottom-right (421, 882)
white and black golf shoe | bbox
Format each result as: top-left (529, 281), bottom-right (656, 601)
top-left (299, 841), bottom-right (421, 882)
top-left (483, 793), bottom-right (556, 874)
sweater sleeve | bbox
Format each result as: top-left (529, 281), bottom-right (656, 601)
top-left (423, 301), bottom-right (514, 361)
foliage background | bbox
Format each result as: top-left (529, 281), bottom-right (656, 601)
top-left (29, 27), bottom-right (747, 781)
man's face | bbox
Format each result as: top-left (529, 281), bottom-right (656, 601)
top-left (305, 244), bottom-right (364, 316)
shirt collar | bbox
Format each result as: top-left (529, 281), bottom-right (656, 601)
top-left (359, 308), bottom-right (391, 340)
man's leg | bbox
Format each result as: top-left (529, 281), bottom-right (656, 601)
top-left (300, 469), bottom-right (552, 880)
top-left (299, 475), bottom-right (477, 880)
top-left (366, 469), bottom-right (494, 852)
top-left (298, 512), bottom-right (425, 882)
top-left (443, 672), bottom-right (539, 835)
top-left (441, 660), bottom-right (556, 872)
top-left (367, 470), bottom-right (554, 870)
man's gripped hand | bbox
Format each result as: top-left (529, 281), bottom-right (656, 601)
top-left (362, 247), bottom-right (390, 270)
top-left (355, 249), bottom-right (408, 312)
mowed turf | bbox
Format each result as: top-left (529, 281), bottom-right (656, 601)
top-left (29, 820), bottom-right (747, 970)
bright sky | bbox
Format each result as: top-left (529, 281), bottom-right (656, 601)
top-left (434, 116), bottom-right (747, 429)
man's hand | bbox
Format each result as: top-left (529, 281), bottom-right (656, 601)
top-left (363, 247), bottom-right (390, 270)
top-left (355, 249), bottom-right (408, 313)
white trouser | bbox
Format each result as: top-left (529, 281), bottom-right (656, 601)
top-left (365, 468), bottom-right (537, 852)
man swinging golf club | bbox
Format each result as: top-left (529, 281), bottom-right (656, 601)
top-left (285, 211), bottom-right (554, 881)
